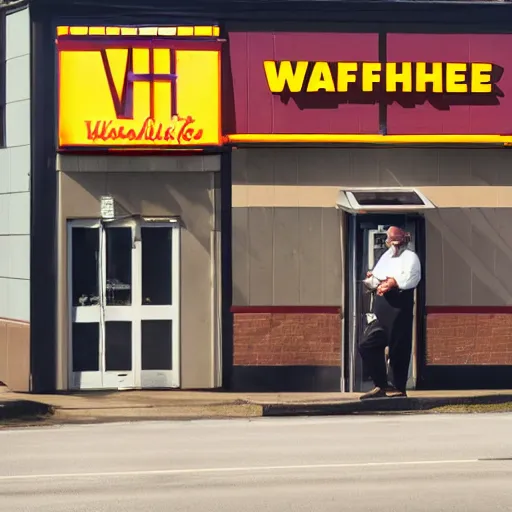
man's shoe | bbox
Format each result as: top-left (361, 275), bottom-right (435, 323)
top-left (385, 387), bottom-right (407, 398)
top-left (360, 387), bottom-right (387, 400)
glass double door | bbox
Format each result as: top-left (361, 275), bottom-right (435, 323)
top-left (69, 220), bottom-right (180, 390)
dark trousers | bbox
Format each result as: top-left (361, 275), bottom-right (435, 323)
top-left (358, 289), bottom-right (414, 392)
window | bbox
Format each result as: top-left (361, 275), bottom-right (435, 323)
top-left (0, 11), bottom-right (5, 147)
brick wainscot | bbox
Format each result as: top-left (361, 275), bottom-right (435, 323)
top-left (230, 306), bottom-right (341, 392)
top-left (421, 306), bottom-right (512, 390)
top-left (426, 307), bottom-right (512, 366)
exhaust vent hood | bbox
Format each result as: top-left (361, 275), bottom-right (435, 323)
top-left (336, 187), bottom-right (436, 213)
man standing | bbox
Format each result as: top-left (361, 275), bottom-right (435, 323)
top-left (359, 226), bottom-right (421, 400)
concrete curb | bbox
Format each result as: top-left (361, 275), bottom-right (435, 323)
top-left (0, 400), bottom-right (54, 421)
top-left (2, 394), bottom-right (512, 425)
top-left (261, 394), bottom-right (512, 416)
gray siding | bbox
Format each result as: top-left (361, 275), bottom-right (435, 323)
top-left (0, 8), bottom-right (30, 321)
top-left (232, 207), bottom-right (342, 306)
top-left (232, 148), bottom-right (512, 308)
top-left (232, 147), bottom-right (512, 188)
top-left (425, 208), bottom-right (512, 306)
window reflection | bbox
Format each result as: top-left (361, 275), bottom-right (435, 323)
top-left (106, 228), bottom-right (132, 306)
top-left (141, 227), bottom-right (172, 305)
top-left (142, 320), bottom-right (172, 370)
top-left (72, 228), bottom-right (99, 307)
top-left (72, 322), bottom-right (100, 371)
top-left (105, 321), bottom-right (132, 371)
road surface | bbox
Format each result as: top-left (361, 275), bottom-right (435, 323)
top-left (1, 414), bottom-right (512, 511)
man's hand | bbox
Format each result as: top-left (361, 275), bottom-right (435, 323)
top-left (366, 271), bottom-right (373, 278)
top-left (376, 277), bottom-right (398, 296)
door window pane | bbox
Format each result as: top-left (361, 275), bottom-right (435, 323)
top-left (105, 321), bottom-right (132, 371)
top-left (106, 228), bottom-right (132, 306)
top-left (72, 323), bottom-right (99, 372)
top-left (72, 228), bottom-right (99, 307)
top-left (141, 320), bottom-right (172, 370)
top-left (141, 227), bottom-right (172, 305)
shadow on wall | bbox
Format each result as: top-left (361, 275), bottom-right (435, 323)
top-left (425, 208), bottom-right (512, 306)
top-left (231, 206), bottom-right (342, 307)
top-left (64, 172), bottom-right (214, 254)
top-left (232, 147), bottom-right (512, 188)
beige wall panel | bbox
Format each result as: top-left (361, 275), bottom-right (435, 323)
top-left (419, 187), bottom-right (499, 208)
top-left (231, 149), bottom-right (248, 183)
top-left (232, 207), bottom-right (342, 306)
top-left (58, 170), bottom-right (216, 389)
top-left (442, 241), bottom-right (473, 306)
top-left (378, 148), bottom-right (440, 186)
top-left (232, 208), bottom-right (250, 305)
top-left (296, 186), bottom-right (338, 207)
top-left (471, 274), bottom-right (505, 306)
top-left (296, 148), bottom-right (350, 186)
top-left (497, 188), bottom-right (512, 207)
top-left (57, 154), bottom-right (221, 173)
top-left (273, 208), bottom-right (300, 305)
top-left (233, 147), bottom-right (512, 190)
top-left (298, 208), bottom-right (324, 305)
top-left (424, 209), bottom-right (512, 306)
top-left (425, 219), bottom-right (444, 305)
top-left (232, 146), bottom-right (512, 208)
top-left (438, 149), bottom-right (472, 185)
top-left (233, 149), bottom-right (512, 308)
top-left (247, 207), bottom-right (274, 305)
top-left (321, 208), bottom-right (343, 306)
top-left (350, 149), bottom-right (381, 185)
top-left (245, 149), bottom-right (277, 184)
top-left (233, 184), bottom-right (512, 208)
top-left (271, 150), bottom-right (299, 185)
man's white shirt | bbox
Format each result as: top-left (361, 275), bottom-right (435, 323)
top-left (372, 248), bottom-right (421, 290)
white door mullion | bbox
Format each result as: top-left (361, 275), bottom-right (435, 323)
top-left (137, 223), bottom-right (180, 389)
top-left (99, 224), bottom-right (107, 387)
top-left (172, 224), bottom-right (181, 387)
top-left (68, 221), bottom-right (103, 390)
top-left (139, 306), bottom-right (175, 321)
top-left (133, 238), bottom-right (142, 388)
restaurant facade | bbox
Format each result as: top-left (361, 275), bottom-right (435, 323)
top-left (2, 0), bottom-right (512, 393)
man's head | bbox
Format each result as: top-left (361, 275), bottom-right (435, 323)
top-left (386, 226), bottom-right (411, 254)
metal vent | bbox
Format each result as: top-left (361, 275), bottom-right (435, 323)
top-left (336, 187), bottom-right (435, 213)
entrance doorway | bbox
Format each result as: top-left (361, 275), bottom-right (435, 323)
top-left (68, 219), bottom-right (180, 390)
top-left (344, 214), bottom-right (425, 393)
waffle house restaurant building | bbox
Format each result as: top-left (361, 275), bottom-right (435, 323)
top-left (225, 31), bottom-right (512, 393)
top-left (20, 19), bottom-right (512, 393)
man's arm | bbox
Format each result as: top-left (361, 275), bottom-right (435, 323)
top-left (377, 252), bottom-right (421, 295)
top-left (394, 252), bottom-right (421, 290)
top-left (371, 249), bottom-right (391, 280)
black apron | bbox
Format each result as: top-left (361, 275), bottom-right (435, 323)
top-left (374, 288), bottom-right (415, 391)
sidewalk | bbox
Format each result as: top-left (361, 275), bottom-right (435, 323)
top-left (2, 387), bottom-right (512, 425)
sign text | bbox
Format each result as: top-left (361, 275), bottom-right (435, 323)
top-left (264, 61), bottom-right (496, 94)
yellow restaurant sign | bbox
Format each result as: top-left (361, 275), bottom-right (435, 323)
top-left (264, 61), bottom-right (495, 94)
top-left (57, 26), bottom-right (222, 148)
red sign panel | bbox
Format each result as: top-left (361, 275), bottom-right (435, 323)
top-left (386, 34), bottom-right (512, 135)
top-left (227, 31), bottom-right (512, 136)
top-left (227, 32), bottom-right (380, 134)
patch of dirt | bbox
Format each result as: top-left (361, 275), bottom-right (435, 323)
top-left (430, 402), bottom-right (512, 414)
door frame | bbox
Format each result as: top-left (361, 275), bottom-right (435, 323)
top-left (67, 218), bottom-right (181, 390)
top-left (343, 213), bottom-right (427, 393)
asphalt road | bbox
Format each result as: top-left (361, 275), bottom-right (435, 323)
top-left (1, 414), bottom-right (512, 512)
